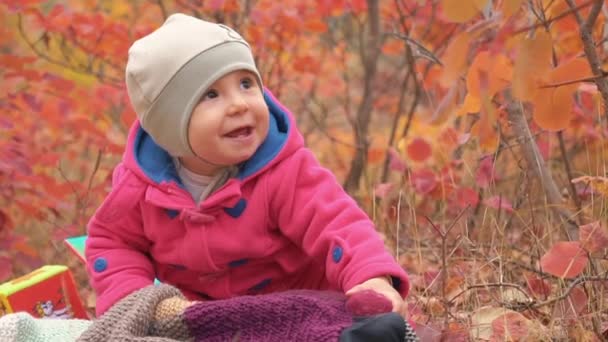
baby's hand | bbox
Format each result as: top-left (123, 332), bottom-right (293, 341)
top-left (345, 277), bottom-right (404, 314)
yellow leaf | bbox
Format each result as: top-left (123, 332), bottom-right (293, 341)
top-left (512, 31), bottom-right (553, 101)
top-left (501, 0), bottom-right (525, 18)
top-left (439, 31), bottom-right (471, 88)
top-left (442, 0), bottom-right (489, 23)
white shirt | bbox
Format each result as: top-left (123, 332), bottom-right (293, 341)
top-left (173, 158), bottom-right (213, 203)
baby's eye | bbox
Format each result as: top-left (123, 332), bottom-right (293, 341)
top-left (201, 89), bottom-right (218, 101)
top-left (240, 77), bottom-right (253, 89)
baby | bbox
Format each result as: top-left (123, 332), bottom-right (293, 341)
top-left (85, 13), bottom-right (410, 321)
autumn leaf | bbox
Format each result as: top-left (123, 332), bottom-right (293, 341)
top-left (540, 241), bottom-right (588, 279)
top-left (407, 137), bottom-right (432, 162)
top-left (490, 311), bottom-right (531, 341)
top-left (571, 175), bottom-right (608, 197)
top-left (382, 39), bottom-right (403, 56)
top-left (374, 183), bottom-right (394, 199)
top-left (484, 195), bottom-right (514, 212)
top-left (471, 95), bottom-right (500, 153)
top-left (0, 209), bottom-right (12, 233)
top-left (441, 0), bottom-right (489, 23)
top-left (439, 31), bottom-right (471, 87)
top-left (532, 58), bottom-right (593, 131)
top-left (471, 306), bottom-right (509, 340)
top-left (501, 0), bottom-right (525, 18)
top-left (388, 147), bottom-right (407, 172)
top-left (451, 186), bottom-right (479, 209)
top-left (512, 31), bottom-right (553, 101)
top-left (0, 256), bottom-right (12, 282)
top-left (553, 286), bottom-right (588, 319)
top-left (458, 93), bottom-right (481, 115)
top-left (466, 51), bottom-right (513, 98)
top-left (475, 156), bottom-right (497, 188)
top-left (304, 18), bottom-right (328, 33)
top-left (579, 221), bottom-right (608, 253)
top-left (525, 274), bottom-right (551, 298)
top-left (409, 168), bottom-right (438, 195)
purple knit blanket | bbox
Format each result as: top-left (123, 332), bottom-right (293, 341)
top-left (76, 285), bottom-right (366, 342)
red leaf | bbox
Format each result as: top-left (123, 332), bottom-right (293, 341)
top-left (525, 274), bottom-right (551, 298)
top-left (490, 312), bottom-right (530, 341)
top-left (0, 256), bottom-right (12, 282)
top-left (451, 187), bottom-right (479, 209)
top-left (484, 195), bottom-right (514, 213)
top-left (579, 221), bottom-right (608, 253)
top-left (407, 138), bottom-right (432, 162)
top-left (540, 241), bottom-right (588, 279)
top-left (413, 323), bottom-right (442, 342)
top-left (388, 148), bottom-right (407, 172)
top-left (1, 0), bottom-right (44, 13)
top-left (0, 209), bottom-right (12, 233)
top-left (553, 286), bottom-right (588, 319)
top-left (410, 169), bottom-right (438, 195)
top-left (475, 156), bottom-right (497, 188)
top-left (374, 183), bottom-right (394, 199)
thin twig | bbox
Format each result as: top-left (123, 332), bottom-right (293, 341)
top-left (448, 282), bottom-right (532, 306)
top-left (512, 0), bottom-right (595, 35)
top-left (538, 71), bottom-right (608, 88)
top-left (565, 0), bottom-right (608, 124)
top-left (532, 273), bottom-right (608, 308)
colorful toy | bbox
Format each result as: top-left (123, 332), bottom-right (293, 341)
top-left (64, 235), bottom-right (87, 263)
top-left (0, 265), bottom-right (87, 319)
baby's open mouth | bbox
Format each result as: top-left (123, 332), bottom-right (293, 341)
top-left (225, 126), bottom-right (253, 138)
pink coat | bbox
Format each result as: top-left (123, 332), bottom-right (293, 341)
top-left (86, 90), bottom-right (409, 315)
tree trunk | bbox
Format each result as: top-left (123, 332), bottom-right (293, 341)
top-left (343, 0), bottom-right (381, 193)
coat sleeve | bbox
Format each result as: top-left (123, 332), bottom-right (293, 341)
top-left (266, 149), bottom-right (409, 298)
top-left (85, 164), bottom-right (155, 316)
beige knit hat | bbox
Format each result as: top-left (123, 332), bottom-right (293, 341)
top-left (125, 13), bottom-right (262, 157)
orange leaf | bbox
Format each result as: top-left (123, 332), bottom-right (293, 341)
top-left (470, 95), bottom-right (500, 153)
top-left (459, 93), bottom-right (481, 115)
top-left (532, 59), bottom-right (591, 131)
top-left (501, 0), bottom-right (525, 18)
top-left (382, 40), bottom-right (403, 56)
top-left (466, 51), bottom-right (513, 98)
top-left (512, 31), bottom-right (553, 101)
top-left (532, 86), bottom-right (575, 131)
top-left (540, 241), bottom-right (588, 279)
top-left (304, 18), bottom-right (328, 33)
top-left (367, 147), bottom-right (385, 164)
top-left (439, 31), bottom-right (471, 88)
top-left (13, 240), bottom-right (39, 258)
top-left (441, 0), bottom-right (489, 23)
top-left (547, 57), bottom-right (593, 85)
top-left (407, 138), bottom-right (432, 162)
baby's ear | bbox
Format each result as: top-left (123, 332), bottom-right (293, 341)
top-left (345, 289), bottom-right (393, 316)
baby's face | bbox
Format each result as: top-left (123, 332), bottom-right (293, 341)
top-left (181, 69), bottom-right (269, 176)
